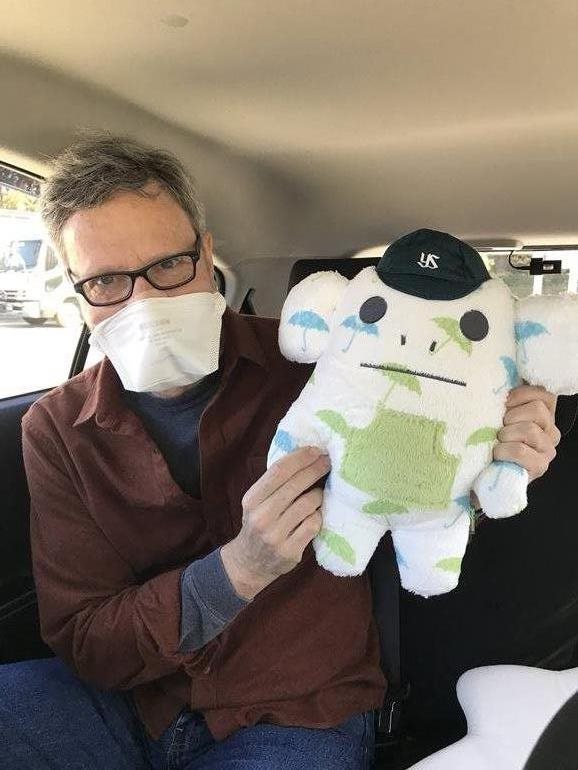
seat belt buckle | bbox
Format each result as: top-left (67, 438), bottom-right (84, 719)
top-left (375, 682), bottom-right (411, 740)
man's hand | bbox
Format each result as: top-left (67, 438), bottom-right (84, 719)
top-left (221, 447), bottom-right (329, 600)
top-left (494, 385), bottom-right (561, 481)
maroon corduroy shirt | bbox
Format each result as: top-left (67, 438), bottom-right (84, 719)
top-left (22, 307), bottom-right (385, 740)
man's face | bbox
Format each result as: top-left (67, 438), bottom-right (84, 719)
top-left (62, 183), bottom-right (216, 329)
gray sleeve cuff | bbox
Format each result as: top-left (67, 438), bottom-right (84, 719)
top-left (179, 548), bottom-right (250, 654)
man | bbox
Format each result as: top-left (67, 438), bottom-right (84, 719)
top-left (0, 136), bottom-right (560, 770)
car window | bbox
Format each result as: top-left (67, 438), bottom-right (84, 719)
top-left (0, 162), bottom-right (83, 399)
top-left (484, 250), bottom-right (576, 297)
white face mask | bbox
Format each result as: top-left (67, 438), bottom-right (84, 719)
top-left (89, 291), bottom-right (227, 393)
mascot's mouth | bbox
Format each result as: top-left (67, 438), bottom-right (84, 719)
top-left (360, 363), bottom-right (467, 388)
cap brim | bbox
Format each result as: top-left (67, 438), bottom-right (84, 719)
top-left (378, 274), bottom-right (485, 300)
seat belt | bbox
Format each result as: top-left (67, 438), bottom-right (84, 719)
top-left (370, 532), bottom-right (410, 745)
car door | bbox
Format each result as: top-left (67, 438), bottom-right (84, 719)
top-left (0, 349), bottom-right (93, 665)
top-left (0, 162), bottom-right (86, 664)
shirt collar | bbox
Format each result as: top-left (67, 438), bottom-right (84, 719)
top-left (73, 306), bottom-right (271, 432)
top-left (220, 306), bottom-right (269, 373)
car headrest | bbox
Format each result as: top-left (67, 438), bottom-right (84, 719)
top-left (287, 257), bottom-right (379, 293)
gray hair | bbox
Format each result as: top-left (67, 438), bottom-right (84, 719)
top-left (41, 133), bottom-right (206, 259)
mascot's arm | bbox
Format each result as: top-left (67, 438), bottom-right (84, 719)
top-left (516, 293), bottom-right (578, 396)
top-left (473, 292), bottom-right (578, 518)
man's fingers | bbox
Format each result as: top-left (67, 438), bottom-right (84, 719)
top-left (497, 422), bottom-right (557, 463)
top-left (277, 488), bottom-right (324, 539)
top-left (263, 456), bottom-right (330, 519)
top-left (506, 384), bottom-right (557, 416)
top-left (493, 441), bottom-right (550, 480)
top-left (503, 401), bottom-right (561, 446)
top-left (287, 506), bottom-right (323, 551)
top-left (242, 446), bottom-right (325, 510)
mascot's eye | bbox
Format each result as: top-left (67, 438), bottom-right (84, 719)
top-left (359, 296), bottom-right (387, 324)
top-left (460, 310), bottom-right (489, 341)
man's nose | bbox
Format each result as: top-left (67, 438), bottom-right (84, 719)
top-left (131, 275), bottom-right (159, 301)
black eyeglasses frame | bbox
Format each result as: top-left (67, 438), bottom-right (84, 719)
top-left (68, 243), bottom-right (202, 307)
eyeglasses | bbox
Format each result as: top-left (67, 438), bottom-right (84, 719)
top-left (69, 244), bottom-right (201, 307)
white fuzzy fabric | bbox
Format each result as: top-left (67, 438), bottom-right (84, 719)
top-left (279, 271), bottom-right (348, 364)
top-left (407, 666), bottom-right (578, 770)
top-left (269, 267), bottom-right (578, 596)
top-left (517, 292), bottom-right (578, 395)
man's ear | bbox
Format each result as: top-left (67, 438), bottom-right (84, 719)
top-left (515, 293), bottom-right (578, 395)
top-left (201, 230), bottom-right (213, 256)
top-left (279, 271), bottom-right (349, 363)
top-left (199, 231), bottom-right (216, 286)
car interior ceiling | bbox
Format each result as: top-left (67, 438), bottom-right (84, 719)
top-left (3, 3), bottom-right (578, 274)
top-left (2, 3), bottom-right (578, 768)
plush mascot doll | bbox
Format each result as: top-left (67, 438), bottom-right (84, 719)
top-left (407, 665), bottom-right (578, 769)
top-left (268, 229), bottom-right (578, 597)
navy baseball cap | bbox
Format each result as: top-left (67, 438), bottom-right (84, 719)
top-left (377, 229), bottom-right (491, 300)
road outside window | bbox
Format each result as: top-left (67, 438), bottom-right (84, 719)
top-left (0, 163), bottom-right (84, 399)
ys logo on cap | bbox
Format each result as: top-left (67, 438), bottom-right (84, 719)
top-left (418, 252), bottom-right (440, 270)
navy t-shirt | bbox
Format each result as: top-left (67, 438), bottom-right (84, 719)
top-left (123, 371), bottom-right (220, 498)
top-left (123, 371), bottom-right (249, 655)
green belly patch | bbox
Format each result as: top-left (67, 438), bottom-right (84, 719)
top-left (317, 406), bottom-right (460, 510)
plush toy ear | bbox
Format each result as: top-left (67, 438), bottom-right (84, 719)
top-left (279, 271), bottom-right (349, 363)
top-left (515, 293), bottom-right (578, 395)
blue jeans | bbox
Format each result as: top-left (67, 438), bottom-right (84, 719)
top-left (0, 658), bottom-right (375, 769)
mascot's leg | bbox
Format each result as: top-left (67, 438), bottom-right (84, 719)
top-left (472, 460), bottom-right (529, 518)
top-left (313, 490), bottom-right (389, 577)
top-left (391, 514), bottom-right (471, 598)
